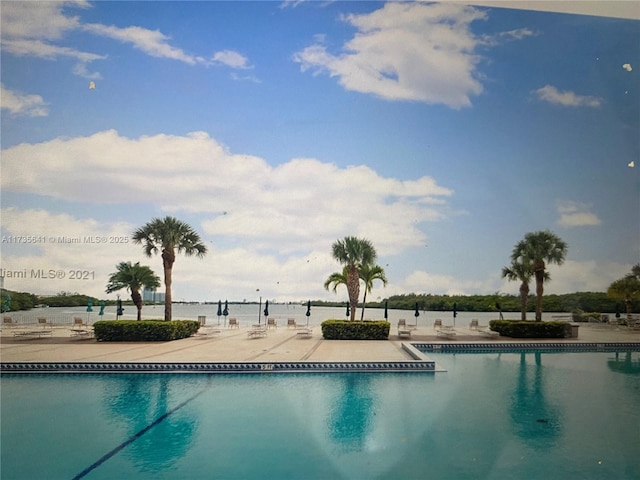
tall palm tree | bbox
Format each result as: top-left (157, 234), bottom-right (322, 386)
top-left (132, 216), bottom-right (207, 320)
top-left (511, 230), bottom-right (567, 321)
top-left (359, 264), bottom-right (387, 320)
top-left (106, 261), bottom-right (161, 321)
top-left (608, 275), bottom-right (640, 319)
top-left (502, 260), bottom-right (548, 321)
top-left (331, 236), bottom-right (376, 321)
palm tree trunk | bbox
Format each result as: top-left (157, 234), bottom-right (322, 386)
top-left (519, 282), bottom-right (528, 321)
top-left (162, 248), bottom-right (174, 321)
top-left (131, 289), bottom-right (143, 321)
top-left (360, 289), bottom-right (367, 321)
top-left (347, 265), bottom-right (359, 322)
top-left (534, 265), bottom-right (544, 322)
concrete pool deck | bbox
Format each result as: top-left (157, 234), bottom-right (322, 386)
top-left (1, 323), bottom-right (638, 365)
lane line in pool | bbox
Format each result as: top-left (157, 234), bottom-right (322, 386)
top-left (71, 381), bottom-right (210, 480)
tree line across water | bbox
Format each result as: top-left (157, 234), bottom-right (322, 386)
top-left (2, 289), bottom-right (636, 316)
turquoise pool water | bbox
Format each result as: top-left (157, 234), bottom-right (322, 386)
top-left (1, 350), bottom-right (639, 479)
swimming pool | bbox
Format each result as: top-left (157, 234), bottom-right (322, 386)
top-left (2, 350), bottom-right (639, 479)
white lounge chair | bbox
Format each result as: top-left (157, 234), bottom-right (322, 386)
top-left (433, 319), bottom-right (442, 329)
top-left (228, 318), bottom-right (239, 329)
top-left (296, 326), bottom-right (313, 338)
top-left (287, 318), bottom-right (297, 328)
top-left (247, 325), bottom-right (268, 338)
top-left (436, 326), bottom-right (456, 338)
top-left (70, 317), bottom-right (93, 338)
top-left (478, 327), bottom-right (499, 338)
top-left (469, 319), bottom-right (479, 330)
top-left (267, 318), bottom-right (277, 329)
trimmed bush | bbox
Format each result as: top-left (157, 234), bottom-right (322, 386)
top-left (321, 320), bottom-right (390, 340)
top-left (94, 320), bottom-right (200, 342)
top-left (571, 311), bottom-right (601, 323)
top-left (489, 320), bottom-right (567, 338)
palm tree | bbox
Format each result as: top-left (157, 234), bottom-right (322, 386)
top-left (324, 266), bottom-right (349, 294)
top-left (359, 264), bottom-right (387, 320)
top-left (510, 230), bottom-right (568, 321)
top-left (608, 266), bottom-right (640, 319)
top-left (106, 261), bottom-right (161, 321)
top-left (132, 216), bottom-right (207, 320)
top-left (502, 260), bottom-right (548, 321)
top-left (627, 263), bottom-right (640, 281)
top-left (330, 236), bottom-right (376, 321)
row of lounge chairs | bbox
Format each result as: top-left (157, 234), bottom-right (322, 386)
top-left (3, 316), bottom-right (94, 339)
top-left (396, 318), bottom-right (499, 339)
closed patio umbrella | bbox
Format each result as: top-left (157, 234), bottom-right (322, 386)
top-left (453, 302), bottom-right (457, 328)
top-left (223, 300), bottom-right (229, 327)
top-left (217, 300), bottom-right (222, 325)
top-left (384, 301), bottom-right (388, 320)
top-left (264, 300), bottom-right (269, 319)
top-left (345, 302), bottom-right (350, 318)
top-left (414, 302), bottom-right (420, 327)
top-left (306, 300), bottom-right (311, 326)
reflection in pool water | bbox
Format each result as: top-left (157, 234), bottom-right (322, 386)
top-left (1, 351), bottom-right (639, 479)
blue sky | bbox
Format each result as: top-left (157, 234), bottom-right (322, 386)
top-left (1, 1), bottom-right (638, 304)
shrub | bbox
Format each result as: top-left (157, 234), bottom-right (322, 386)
top-left (571, 310), bottom-right (601, 323)
top-left (321, 320), bottom-right (390, 340)
top-left (489, 320), bottom-right (567, 338)
top-left (94, 320), bottom-right (200, 342)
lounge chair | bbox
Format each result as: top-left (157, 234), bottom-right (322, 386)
top-left (38, 317), bottom-right (53, 329)
top-left (433, 319), bottom-right (442, 329)
top-left (287, 318), bottom-right (297, 328)
top-left (397, 319), bottom-right (413, 338)
top-left (196, 317), bottom-right (221, 338)
top-left (14, 330), bottom-right (53, 339)
top-left (296, 326), bottom-right (313, 338)
top-left (70, 317), bottom-right (93, 338)
top-left (3, 317), bottom-right (16, 329)
top-left (469, 319), bottom-right (479, 330)
top-left (247, 324), bottom-right (268, 338)
top-left (436, 325), bottom-right (456, 338)
top-left (228, 318), bottom-right (239, 329)
top-left (477, 327), bottom-right (499, 338)
top-left (267, 318), bottom-right (277, 329)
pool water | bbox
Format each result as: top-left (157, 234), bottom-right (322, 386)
top-left (1, 351), bottom-right (639, 479)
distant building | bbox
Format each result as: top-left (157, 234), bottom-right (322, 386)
top-left (143, 287), bottom-right (165, 303)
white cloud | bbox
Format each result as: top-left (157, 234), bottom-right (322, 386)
top-left (293, 2), bottom-right (486, 108)
top-left (556, 201), bottom-right (602, 227)
top-left (82, 23), bottom-right (199, 65)
top-left (534, 85), bottom-right (602, 108)
top-left (0, 84), bottom-right (48, 117)
top-left (1, 129), bottom-right (453, 262)
top-left (623, 63), bottom-right (633, 72)
top-left (212, 50), bottom-right (251, 69)
top-left (1, 2), bottom-right (251, 80)
top-left (0, 1), bottom-right (88, 41)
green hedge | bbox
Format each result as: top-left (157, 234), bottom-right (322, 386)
top-left (489, 320), bottom-right (568, 338)
top-left (93, 320), bottom-right (200, 342)
top-left (321, 320), bottom-right (390, 340)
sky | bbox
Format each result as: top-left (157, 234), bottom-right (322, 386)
top-left (1, 1), bottom-right (638, 304)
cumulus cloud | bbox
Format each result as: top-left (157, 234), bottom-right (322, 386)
top-left (556, 201), bottom-right (602, 227)
top-left (212, 50), bottom-right (251, 69)
top-left (1, 1), bottom-right (250, 80)
top-left (1, 130), bottom-right (453, 260)
top-left (1, 84), bottom-right (49, 117)
top-left (293, 2), bottom-right (486, 108)
top-left (82, 23), bottom-right (201, 65)
top-left (534, 85), bottom-right (602, 107)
